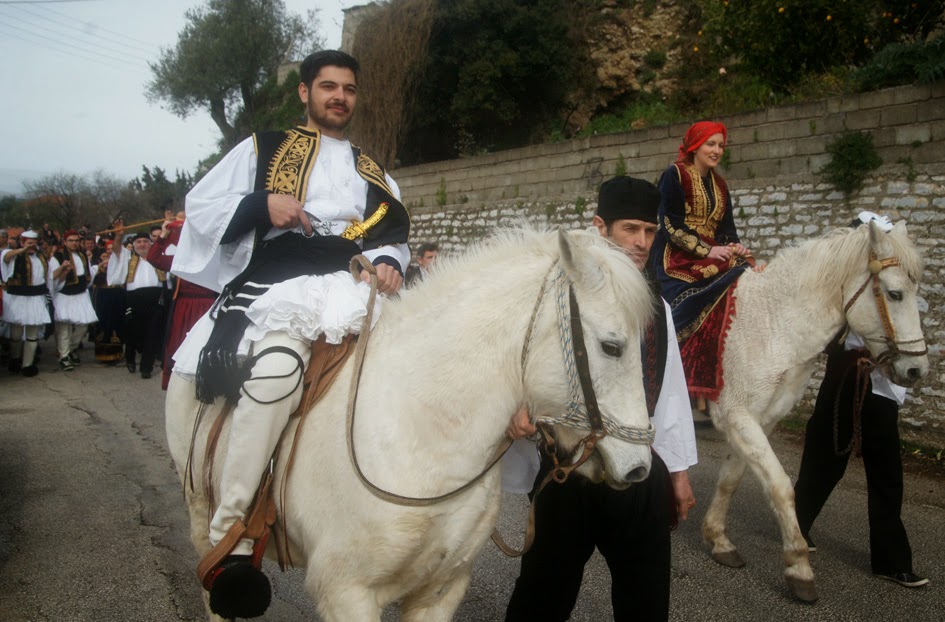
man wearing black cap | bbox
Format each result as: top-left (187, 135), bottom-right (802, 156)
top-left (106, 228), bottom-right (169, 379)
top-left (505, 176), bottom-right (698, 621)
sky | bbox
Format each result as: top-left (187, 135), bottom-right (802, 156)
top-left (0, 0), bottom-right (360, 195)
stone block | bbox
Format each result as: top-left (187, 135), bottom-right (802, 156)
top-left (795, 100), bottom-right (828, 119)
top-left (820, 113), bottom-right (846, 134)
top-left (894, 84), bottom-right (931, 104)
top-left (780, 157), bottom-right (809, 176)
top-left (895, 125), bottom-right (931, 145)
top-left (764, 191), bottom-right (787, 202)
top-left (728, 110), bottom-right (767, 128)
top-left (739, 195), bottom-right (760, 207)
top-left (881, 104), bottom-right (918, 127)
top-left (767, 140), bottom-right (796, 158)
top-left (755, 123), bottom-right (786, 141)
top-left (737, 142), bottom-right (768, 161)
top-left (827, 94), bottom-right (860, 113)
top-left (845, 108), bottom-right (881, 130)
top-left (931, 82), bottom-right (945, 98)
top-left (767, 104), bottom-right (797, 122)
top-left (917, 99), bottom-right (945, 122)
top-left (859, 88), bottom-right (898, 110)
top-left (795, 136), bottom-right (827, 156)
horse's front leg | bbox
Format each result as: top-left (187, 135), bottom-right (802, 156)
top-left (703, 450), bottom-right (748, 568)
top-left (401, 570), bottom-right (472, 622)
top-left (720, 413), bottom-right (818, 603)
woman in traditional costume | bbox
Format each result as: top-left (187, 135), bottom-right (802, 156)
top-left (651, 121), bottom-right (755, 410)
top-left (91, 241), bottom-right (125, 364)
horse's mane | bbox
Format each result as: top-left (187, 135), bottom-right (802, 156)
top-left (391, 224), bottom-right (652, 324)
top-left (766, 223), bottom-right (923, 296)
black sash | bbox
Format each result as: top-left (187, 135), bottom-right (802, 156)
top-left (195, 233), bottom-right (360, 403)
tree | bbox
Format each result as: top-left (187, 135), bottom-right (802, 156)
top-left (21, 172), bottom-right (89, 231)
top-left (146, 0), bottom-right (322, 150)
top-left (396, 0), bottom-right (584, 165)
top-left (129, 166), bottom-right (194, 215)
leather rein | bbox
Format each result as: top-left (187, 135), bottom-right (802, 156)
top-left (344, 257), bottom-right (610, 510)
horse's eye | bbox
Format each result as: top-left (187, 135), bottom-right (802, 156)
top-left (888, 290), bottom-right (903, 302)
top-left (601, 341), bottom-right (622, 358)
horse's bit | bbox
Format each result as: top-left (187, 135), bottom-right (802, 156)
top-left (842, 250), bottom-right (928, 365)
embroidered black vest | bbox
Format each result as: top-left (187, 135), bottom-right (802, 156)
top-left (6, 252), bottom-right (48, 296)
top-left (54, 250), bottom-right (92, 295)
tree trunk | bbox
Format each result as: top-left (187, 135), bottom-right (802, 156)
top-left (209, 97), bottom-right (239, 150)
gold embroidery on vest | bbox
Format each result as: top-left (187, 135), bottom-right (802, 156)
top-left (127, 253), bottom-right (166, 284)
top-left (342, 203), bottom-right (389, 240)
top-left (356, 154), bottom-right (395, 197)
top-left (679, 163), bottom-right (725, 239)
top-left (8, 253), bottom-right (47, 287)
top-left (265, 129), bottom-right (320, 202)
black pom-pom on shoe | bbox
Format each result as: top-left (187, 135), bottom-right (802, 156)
top-left (208, 555), bottom-right (271, 619)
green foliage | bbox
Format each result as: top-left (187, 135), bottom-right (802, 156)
top-left (897, 156), bottom-right (918, 183)
top-left (854, 36), bottom-right (945, 91)
top-left (234, 70), bottom-right (307, 135)
top-left (130, 166), bottom-right (193, 215)
top-left (643, 49), bottom-right (666, 69)
top-left (399, 0), bottom-right (584, 163)
top-left (698, 0), bottom-right (945, 88)
top-left (435, 177), bottom-right (448, 206)
top-left (577, 96), bottom-right (682, 137)
top-left (615, 153), bottom-right (627, 176)
top-left (700, 71), bottom-right (773, 116)
top-left (574, 196), bottom-right (587, 215)
top-left (820, 131), bottom-right (883, 195)
top-left (147, 0), bottom-right (321, 149)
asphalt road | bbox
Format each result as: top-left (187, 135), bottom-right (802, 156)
top-left (1, 350), bottom-right (943, 621)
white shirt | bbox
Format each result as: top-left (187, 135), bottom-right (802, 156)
top-left (172, 134), bottom-right (410, 293)
top-left (0, 249), bottom-right (45, 286)
top-left (106, 246), bottom-right (167, 291)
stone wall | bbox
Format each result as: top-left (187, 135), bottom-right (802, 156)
top-left (392, 82), bottom-right (945, 448)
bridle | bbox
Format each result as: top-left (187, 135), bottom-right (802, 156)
top-left (842, 250), bottom-right (928, 366)
top-left (521, 263), bottom-right (655, 484)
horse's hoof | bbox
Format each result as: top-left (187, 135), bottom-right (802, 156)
top-left (786, 577), bottom-right (819, 603)
top-left (712, 549), bottom-right (746, 568)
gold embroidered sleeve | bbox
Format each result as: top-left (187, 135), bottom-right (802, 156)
top-left (662, 215), bottom-right (712, 258)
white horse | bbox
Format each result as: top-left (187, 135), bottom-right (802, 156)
top-left (702, 220), bottom-right (928, 602)
top-left (165, 227), bottom-right (657, 621)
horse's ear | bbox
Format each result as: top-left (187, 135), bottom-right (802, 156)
top-left (892, 220), bottom-right (909, 237)
top-left (868, 219), bottom-right (894, 256)
top-left (558, 229), bottom-right (604, 288)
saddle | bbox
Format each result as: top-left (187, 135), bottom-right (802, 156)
top-left (195, 334), bottom-right (356, 590)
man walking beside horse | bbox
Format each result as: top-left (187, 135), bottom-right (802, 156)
top-left (504, 176), bottom-right (698, 621)
top-left (168, 50), bottom-right (410, 619)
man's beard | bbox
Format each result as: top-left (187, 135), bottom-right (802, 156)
top-left (307, 98), bottom-right (352, 134)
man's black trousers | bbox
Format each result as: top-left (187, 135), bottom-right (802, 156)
top-left (123, 287), bottom-right (165, 374)
top-left (794, 348), bottom-right (913, 575)
top-left (505, 452), bottom-right (673, 621)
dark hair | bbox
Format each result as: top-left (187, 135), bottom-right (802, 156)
top-left (150, 225), bottom-right (163, 234)
top-left (417, 242), bottom-right (438, 256)
top-left (300, 50), bottom-right (359, 87)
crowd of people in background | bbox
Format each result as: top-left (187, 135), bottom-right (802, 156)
top-left (0, 217), bottom-right (172, 379)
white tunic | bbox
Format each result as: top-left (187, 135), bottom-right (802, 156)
top-left (171, 133), bottom-right (408, 378)
top-left (48, 251), bottom-right (98, 324)
top-left (106, 246), bottom-right (168, 291)
top-left (1, 250), bottom-right (52, 326)
top-left (501, 300), bottom-right (699, 493)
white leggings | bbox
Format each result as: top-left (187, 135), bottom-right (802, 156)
top-left (208, 331), bottom-right (311, 556)
top-left (9, 324), bottom-right (41, 367)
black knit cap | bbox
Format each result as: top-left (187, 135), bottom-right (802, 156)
top-left (596, 176), bottom-right (661, 224)
top-left (132, 232), bottom-right (151, 242)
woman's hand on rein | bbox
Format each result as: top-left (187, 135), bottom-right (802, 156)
top-left (707, 245), bottom-right (733, 262)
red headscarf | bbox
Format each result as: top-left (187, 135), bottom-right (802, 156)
top-left (676, 121), bottom-right (727, 163)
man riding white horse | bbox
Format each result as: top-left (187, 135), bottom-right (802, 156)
top-left (504, 176), bottom-right (698, 621)
top-left (169, 50), bottom-right (410, 619)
